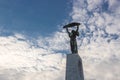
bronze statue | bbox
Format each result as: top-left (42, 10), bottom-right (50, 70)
top-left (63, 22), bottom-right (80, 54)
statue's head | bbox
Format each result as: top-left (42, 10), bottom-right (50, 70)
top-left (71, 30), bottom-right (76, 33)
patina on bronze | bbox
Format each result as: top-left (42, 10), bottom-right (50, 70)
top-left (63, 22), bottom-right (80, 54)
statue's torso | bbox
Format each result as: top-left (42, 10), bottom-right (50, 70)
top-left (69, 32), bottom-right (78, 40)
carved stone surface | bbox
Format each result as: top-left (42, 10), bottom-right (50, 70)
top-left (66, 54), bottom-right (84, 80)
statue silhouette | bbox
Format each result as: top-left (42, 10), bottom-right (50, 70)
top-left (66, 26), bottom-right (79, 54)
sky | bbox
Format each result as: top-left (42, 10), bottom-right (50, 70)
top-left (0, 0), bottom-right (70, 36)
top-left (0, 0), bottom-right (120, 80)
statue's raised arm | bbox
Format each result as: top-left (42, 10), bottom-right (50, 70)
top-left (66, 28), bottom-right (71, 37)
top-left (76, 26), bottom-right (79, 32)
top-left (76, 25), bottom-right (79, 36)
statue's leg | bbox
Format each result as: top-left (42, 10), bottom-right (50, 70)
top-left (70, 40), bottom-right (74, 54)
top-left (72, 40), bottom-right (76, 54)
top-left (74, 40), bottom-right (78, 53)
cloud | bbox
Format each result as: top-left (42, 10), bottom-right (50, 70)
top-left (37, 30), bottom-right (69, 53)
top-left (71, 0), bottom-right (120, 80)
top-left (0, 33), bottom-right (66, 80)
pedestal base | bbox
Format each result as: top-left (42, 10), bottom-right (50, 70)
top-left (66, 54), bottom-right (84, 80)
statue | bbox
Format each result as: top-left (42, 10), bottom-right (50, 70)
top-left (63, 22), bottom-right (80, 54)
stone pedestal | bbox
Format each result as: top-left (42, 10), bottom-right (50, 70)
top-left (66, 54), bottom-right (84, 80)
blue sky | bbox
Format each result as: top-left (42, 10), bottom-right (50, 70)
top-left (0, 0), bottom-right (71, 36)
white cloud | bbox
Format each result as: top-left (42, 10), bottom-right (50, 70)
top-left (37, 30), bottom-right (69, 52)
top-left (71, 0), bottom-right (120, 80)
top-left (0, 33), bottom-right (66, 80)
top-left (87, 0), bottom-right (103, 11)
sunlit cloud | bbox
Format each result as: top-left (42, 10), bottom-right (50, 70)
top-left (0, 32), bottom-right (66, 80)
top-left (71, 0), bottom-right (120, 80)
